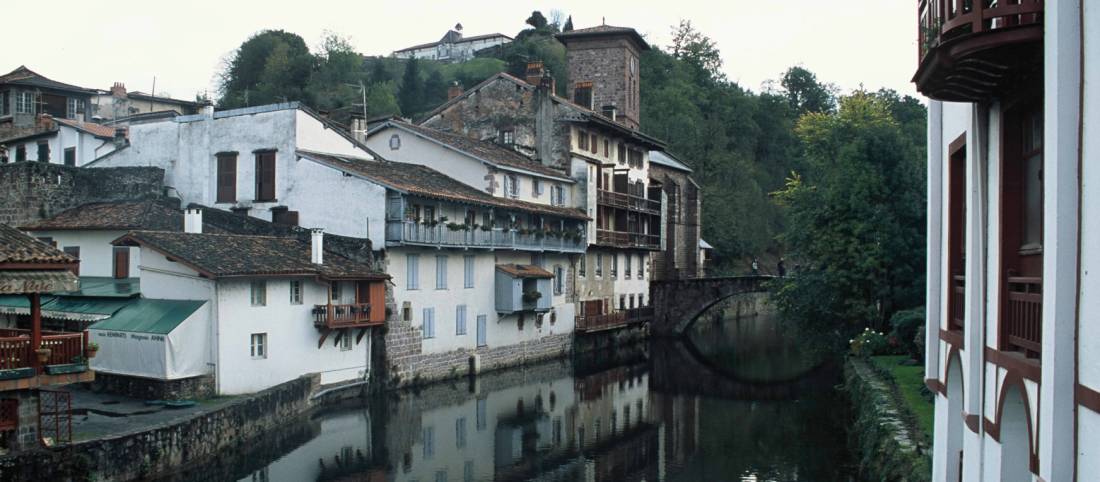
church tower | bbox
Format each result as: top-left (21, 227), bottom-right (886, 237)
top-left (556, 24), bottom-right (650, 130)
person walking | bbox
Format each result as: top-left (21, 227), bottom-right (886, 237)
top-left (751, 257), bottom-right (759, 275)
top-left (777, 258), bottom-right (787, 277)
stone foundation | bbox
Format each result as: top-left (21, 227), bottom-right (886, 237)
top-left (845, 358), bottom-right (931, 482)
top-left (90, 372), bottom-right (215, 401)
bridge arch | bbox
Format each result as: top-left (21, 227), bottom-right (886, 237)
top-left (650, 276), bottom-right (774, 336)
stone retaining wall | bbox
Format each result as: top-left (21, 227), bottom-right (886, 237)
top-left (91, 373), bottom-right (216, 401)
top-left (0, 162), bottom-right (164, 226)
top-left (0, 374), bottom-right (319, 481)
top-left (845, 358), bottom-right (931, 482)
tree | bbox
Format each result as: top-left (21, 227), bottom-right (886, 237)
top-left (778, 66), bottom-right (837, 116)
top-left (771, 91), bottom-right (926, 342)
top-left (669, 20), bottom-right (724, 82)
top-left (422, 70), bottom-right (448, 111)
top-left (218, 30), bottom-right (315, 108)
top-left (398, 58), bottom-right (424, 116)
top-left (526, 11), bottom-right (549, 30)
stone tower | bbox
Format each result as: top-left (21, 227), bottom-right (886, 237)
top-left (556, 25), bottom-right (650, 130)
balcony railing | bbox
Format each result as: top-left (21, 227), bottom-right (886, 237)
top-left (576, 306), bottom-right (653, 333)
top-left (596, 229), bottom-right (660, 250)
top-left (313, 303), bottom-right (383, 329)
top-left (386, 221), bottom-right (586, 253)
top-left (597, 189), bottom-right (661, 215)
top-left (1003, 276), bottom-right (1041, 357)
top-left (0, 328), bottom-right (89, 372)
top-left (915, 0), bottom-right (1044, 101)
top-left (950, 275), bottom-right (965, 331)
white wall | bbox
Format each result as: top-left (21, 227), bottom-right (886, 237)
top-left (26, 230), bottom-right (135, 278)
top-left (4, 124), bottom-right (112, 166)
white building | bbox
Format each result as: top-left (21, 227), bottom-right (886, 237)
top-left (0, 115), bottom-right (124, 166)
top-left (918, 1), bottom-right (1099, 480)
top-left (392, 25), bottom-right (511, 63)
top-left (91, 82), bottom-right (210, 122)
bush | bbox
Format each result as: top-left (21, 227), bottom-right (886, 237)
top-left (888, 307), bottom-right (925, 360)
top-left (850, 328), bottom-right (890, 357)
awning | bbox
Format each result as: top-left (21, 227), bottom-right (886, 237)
top-left (496, 264), bottom-right (554, 279)
top-left (0, 270), bottom-right (79, 294)
top-left (89, 299), bottom-right (206, 334)
top-left (42, 297), bottom-right (132, 322)
top-left (59, 277), bottom-right (140, 298)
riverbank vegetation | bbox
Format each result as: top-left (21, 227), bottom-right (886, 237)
top-left (871, 355), bottom-right (934, 438)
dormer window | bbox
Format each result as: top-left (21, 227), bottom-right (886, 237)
top-left (501, 129), bottom-right (514, 146)
top-left (389, 134), bottom-right (401, 150)
top-left (66, 98), bottom-right (84, 119)
top-left (15, 92), bottom-right (34, 114)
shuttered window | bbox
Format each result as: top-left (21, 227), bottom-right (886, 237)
top-left (422, 308), bottom-right (435, 338)
top-left (254, 151), bottom-right (276, 202)
top-left (436, 255), bottom-right (448, 290)
top-left (407, 254), bottom-right (420, 290)
top-left (456, 305), bottom-right (467, 335)
top-left (113, 247), bottom-right (129, 279)
top-left (464, 255), bottom-right (475, 288)
top-left (216, 153), bottom-right (237, 203)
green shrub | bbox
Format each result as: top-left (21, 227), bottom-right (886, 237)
top-left (889, 307), bottom-right (926, 360)
top-left (850, 328), bottom-right (890, 357)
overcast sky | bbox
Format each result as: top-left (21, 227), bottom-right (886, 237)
top-left (5, 0), bottom-right (919, 101)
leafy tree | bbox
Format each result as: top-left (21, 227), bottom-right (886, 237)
top-left (219, 30), bottom-right (315, 108)
top-left (398, 58), bottom-right (424, 116)
top-left (422, 70), bottom-right (448, 111)
top-left (364, 81), bottom-right (401, 117)
top-left (778, 66), bottom-right (837, 116)
top-left (669, 20), bottom-right (724, 82)
top-left (770, 91), bottom-right (926, 341)
top-left (526, 11), bottom-right (549, 30)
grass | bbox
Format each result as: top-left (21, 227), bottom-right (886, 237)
top-left (871, 355), bottom-right (934, 439)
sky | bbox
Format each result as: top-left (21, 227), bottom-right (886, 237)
top-left (4, 0), bottom-right (920, 101)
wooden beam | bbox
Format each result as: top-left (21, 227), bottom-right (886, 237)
top-left (355, 328), bottom-right (367, 345)
top-left (317, 328), bottom-right (331, 349)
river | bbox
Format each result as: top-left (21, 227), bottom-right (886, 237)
top-left (187, 308), bottom-right (855, 481)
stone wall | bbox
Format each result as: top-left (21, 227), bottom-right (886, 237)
top-left (845, 358), bottom-right (931, 482)
top-left (0, 162), bottom-right (164, 226)
top-left (563, 36), bottom-right (642, 129)
top-left (379, 317), bottom-right (571, 389)
top-left (650, 276), bottom-right (772, 335)
top-left (0, 374), bottom-right (319, 481)
top-left (649, 163), bottom-right (701, 281)
top-left (91, 373), bottom-right (215, 401)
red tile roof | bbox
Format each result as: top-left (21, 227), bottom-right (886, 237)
top-left (20, 200), bottom-right (184, 232)
top-left (0, 224), bottom-right (77, 265)
top-left (53, 117), bottom-right (121, 139)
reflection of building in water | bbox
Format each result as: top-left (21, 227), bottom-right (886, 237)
top-left (239, 410), bottom-right (377, 482)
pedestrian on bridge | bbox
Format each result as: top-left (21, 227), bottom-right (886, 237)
top-left (751, 258), bottom-right (759, 275)
top-left (777, 258), bottom-right (787, 277)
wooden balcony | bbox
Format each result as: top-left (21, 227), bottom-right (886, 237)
top-left (597, 189), bottom-right (661, 216)
top-left (0, 328), bottom-right (92, 390)
top-left (914, 0), bottom-right (1043, 102)
top-left (386, 221), bottom-right (586, 253)
top-left (1002, 276), bottom-right (1041, 358)
top-left (596, 229), bottom-right (660, 250)
top-left (576, 306), bottom-right (653, 333)
top-left (313, 303), bottom-right (384, 329)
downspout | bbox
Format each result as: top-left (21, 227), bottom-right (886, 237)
top-left (212, 281), bottom-right (221, 395)
top-left (1072, 3), bottom-right (1085, 479)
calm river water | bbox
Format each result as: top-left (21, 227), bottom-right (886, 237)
top-left (180, 308), bottom-right (855, 481)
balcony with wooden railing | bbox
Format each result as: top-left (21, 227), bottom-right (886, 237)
top-left (1002, 276), bottom-right (1041, 358)
top-left (597, 189), bottom-right (661, 216)
top-left (575, 306), bottom-right (653, 333)
top-left (914, 0), bottom-right (1044, 102)
top-left (386, 221), bottom-right (586, 253)
top-left (950, 275), bottom-right (965, 331)
top-left (313, 303), bottom-right (384, 330)
top-left (0, 328), bottom-right (92, 387)
top-left (596, 229), bottom-right (660, 250)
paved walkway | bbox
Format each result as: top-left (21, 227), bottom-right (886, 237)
top-left (68, 386), bottom-right (238, 442)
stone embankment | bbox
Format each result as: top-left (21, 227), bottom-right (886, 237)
top-left (845, 357), bottom-right (932, 482)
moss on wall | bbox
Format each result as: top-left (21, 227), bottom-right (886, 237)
top-left (845, 357), bottom-right (932, 482)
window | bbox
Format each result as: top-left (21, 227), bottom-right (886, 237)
top-left (455, 417), bottom-right (468, 449)
top-left (579, 254), bottom-right (586, 278)
top-left (254, 151), bottom-right (276, 202)
top-left (1021, 109), bottom-right (1043, 250)
top-left (436, 255), bottom-right (448, 290)
top-left (505, 174), bottom-right (519, 197)
top-left (476, 397), bottom-right (487, 430)
top-left (533, 178), bottom-right (542, 197)
top-left (595, 254), bottom-right (603, 277)
top-left (456, 305), bottom-right (467, 335)
top-left (619, 295), bottom-right (626, 309)
top-left (618, 143), bottom-right (626, 164)
top-left (15, 145), bottom-right (25, 162)
top-left (63, 147), bottom-right (75, 167)
top-left (590, 134), bottom-right (597, 154)
top-left (289, 280), bottom-right (303, 305)
top-left (15, 92), bottom-right (34, 114)
top-left (402, 302), bottom-right (412, 322)
top-left (464, 255), bottom-right (475, 288)
top-left (501, 129), bottom-right (514, 145)
top-left (251, 280), bottom-right (267, 306)
top-left (574, 82), bottom-right (593, 109)
top-left (639, 293), bottom-right (645, 306)
top-left (422, 307), bottom-right (435, 338)
top-left (112, 247), bottom-right (129, 279)
top-left (407, 254), bottom-right (420, 290)
top-left (422, 426), bottom-right (435, 459)
top-left (625, 255), bottom-right (632, 279)
top-left (63, 247), bottom-right (80, 276)
top-left (216, 153), bottom-right (237, 203)
top-left (250, 333), bottom-right (267, 359)
top-left (553, 265), bottom-right (563, 295)
top-left (37, 141), bottom-right (49, 162)
top-left (389, 134), bottom-right (401, 150)
top-left (340, 332), bottom-right (352, 351)
top-left (611, 255), bottom-right (618, 279)
top-left (577, 130), bottom-right (588, 150)
top-left (629, 294), bottom-right (635, 309)
top-left (551, 184), bottom-right (564, 206)
top-left (424, 205), bottom-right (435, 222)
top-left (331, 282), bottom-right (341, 302)
top-left (66, 98), bottom-right (83, 119)
top-left (603, 139), bottom-right (610, 157)
top-left (0, 91), bottom-right (8, 116)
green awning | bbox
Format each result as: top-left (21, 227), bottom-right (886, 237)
top-left (42, 297), bottom-right (133, 321)
top-left (0, 294), bottom-right (42, 314)
top-left (59, 277), bottom-right (140, 298)
top-left (89, 299), bottom-right (206, 334)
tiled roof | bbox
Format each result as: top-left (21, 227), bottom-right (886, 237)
top-left (0, 65), bottom-right (97, 93)
top-left (0, 125), bottom-right (54, 144)
top-left (556, 25), bottom-right (650, 50)
top-left (53, 117), bottom-right (121, 139)
top-left (297, 150), bottom-right (588, 220)
top-left (394, 32), bottom-right (512, 53)
top-left (0, 224), bottom-right (76, 265)
top-left (113, 231), bottom-right (386, 280)
top-left (496, 264), bottom-right (553, 279)
top-left (20, 200), bottom-right (184, 232)
top-left (382, 120), bottom-right (570, 180)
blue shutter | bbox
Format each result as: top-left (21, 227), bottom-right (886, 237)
top-left (407, 254), bottom-right (419, 290)
top-left (456, 305), bottom-right (467, 335)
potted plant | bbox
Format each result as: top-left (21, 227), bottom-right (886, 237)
top-left (35, 347), bottom-right (51, 364)
top-left (480, 224), bottom-right (493, 232)
top-left (86, 342), bottom-right (99, 358)
top-left (522, 290), bottom-right (542, 303)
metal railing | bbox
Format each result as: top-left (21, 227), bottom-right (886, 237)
top-left (597, 189), bottom-right (661, 215)
top-left (918, 0), bottom-right (1044, 59)
top-left (596, 229), bottom-right (660, 250)
top-left (576, 306), bottom-right (653, 332)
top-left (386, 221), bottom-right (586, 253)
top-left (313, 303), bottom-right (382, 329)
top-left (1003, 276), bottom-right (1041, 357)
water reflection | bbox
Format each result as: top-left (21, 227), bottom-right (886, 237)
top-left (212, 310), bottom-right (852, 482)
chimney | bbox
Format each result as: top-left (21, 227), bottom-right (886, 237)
top-left (113, 127), bottom-right (127, 147)
top-left (311, 229), bottom-right (324, 265)
top-left (601, 105), bottom-right (618, 121)
top-left (525, 62), bottom-right (545, 86)
top-left (35, 114), bottom-right (53, 130)
top-left (110, 82), bottom-right (127, 98)
top-left (539, 71), bottom-right (556, 95)
top-left (201, 105), bottom-right (215, 118)
top-left (447, 82), bottom-right (463, 100)
top-left (184, 208), bottom-right (203, 234)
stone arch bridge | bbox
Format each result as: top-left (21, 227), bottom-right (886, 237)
top-left (650, 276), bottom-right (774, 336)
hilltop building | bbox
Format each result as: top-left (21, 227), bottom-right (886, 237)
top-left (393, 24), bottom-right (511, 62)
top-left (918, 0), bottom-right (1098, 480)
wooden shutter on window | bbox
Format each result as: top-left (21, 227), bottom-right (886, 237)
top-left (255, 151), bottom-right (276, 201)
top-left (113, 248), bottom-right (129, 279)
top-left (369, 282), bottom-right (385, 322)
top-left (216, 153), bottom-right (237, 203)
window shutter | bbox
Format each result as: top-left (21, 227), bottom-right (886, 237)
top-left (113, 247), bottom-right (129, 279)
top-left (255, 152), bottom-right (276, 201)
top-left (217, 154), bottom-right (237, 203)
